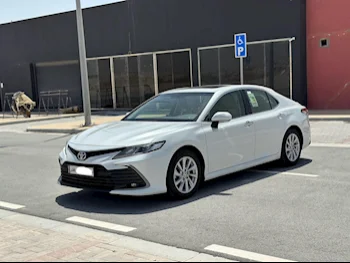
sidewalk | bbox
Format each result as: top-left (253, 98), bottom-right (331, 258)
top-left (0, 209), bottom-right (233, 262)
top-left (26, 116), bottom-right (124, 134)
top-left (0, 113), bottom-right (83, 126)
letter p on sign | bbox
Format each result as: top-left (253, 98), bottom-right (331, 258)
top-left (238, 47), bottom-right (244, 56)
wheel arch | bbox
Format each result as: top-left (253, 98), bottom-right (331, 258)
top-left (285, 125), bottom-right (304, 147)
top-left (170, 145), bottom-right (206, 175)
top-left (165, 144), bottom-right (206, 198)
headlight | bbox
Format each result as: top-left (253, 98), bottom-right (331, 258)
top-left (113, 141), bottom-right (165, 159)
top-left (63, 141), bottom-right (69, 155)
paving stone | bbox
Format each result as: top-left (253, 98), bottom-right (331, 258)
top-left (0, 212), bottom-right (230, 263)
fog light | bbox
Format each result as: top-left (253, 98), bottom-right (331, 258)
top-left (131, 183), bottom-right (138, 188)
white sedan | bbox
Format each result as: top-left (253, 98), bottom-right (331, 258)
top-left (58, 85), bottom-right (311, 199)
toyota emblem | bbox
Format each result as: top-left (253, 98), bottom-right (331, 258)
top-left (77, 152), bottom-right (87, 161)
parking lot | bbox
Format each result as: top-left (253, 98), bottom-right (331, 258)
top-left (0, 120), bottom-right (350, 262)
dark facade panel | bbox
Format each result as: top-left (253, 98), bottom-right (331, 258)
top-left (0, 63), bottom-right (32, 112)
top-left (0, 2), bottom-right (129, 63)
top-left (0, 2), bottom-right (130, 100)
top-left (36, 63), bottom-right (82, 107)
top-left (130, 0), bottom-right (302, 51)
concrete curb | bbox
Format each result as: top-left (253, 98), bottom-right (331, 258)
top-left (0, 114), bottom-right (84, 126)
top-left (0, 208), bottom-right (236, 262)
top-left (309, 116), bottom-right (350, 122)
top-left (26, 128), bottom-right (85, 134)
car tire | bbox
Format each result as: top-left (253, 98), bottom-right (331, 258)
top-left (280, 128), bottom-right (302, 167)
top-left (166, 149), bottom-right (203, 200)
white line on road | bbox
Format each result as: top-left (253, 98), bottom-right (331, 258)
top-left (311, 143), bottom-right (350, 148)
top-left (250, 170), bottom-right (319, 178)
top-left (205, 244), bottom-right (296, 262)
top-left (66, 216), bottom-right (136, 233)
top-left (0, 201), bottom-right (25, 210)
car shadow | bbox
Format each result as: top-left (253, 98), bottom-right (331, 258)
top-left (55, 158), bottom-right (312, 215)
top-left (255, 157), bottom-right (312, 171)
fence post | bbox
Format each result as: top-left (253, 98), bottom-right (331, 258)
top-left (289, 38), bottom-right (294, 100)
top-left (0, 83), bottom-right (4, 119)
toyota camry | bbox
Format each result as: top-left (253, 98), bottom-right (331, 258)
top-left (58, 85), bottom-right (311, 199)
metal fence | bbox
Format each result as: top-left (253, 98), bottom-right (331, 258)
top-left (86, 48), bottom-right (193, 110)
top-left (38, 90), bottom-right (72, 115)
top-left (198, 37), bottom-right (295, 99)
top-left (1, 92), bottom-right (15, 118)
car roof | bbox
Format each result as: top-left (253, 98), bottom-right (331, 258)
top-left (162, 84), bottom-right (273, 95)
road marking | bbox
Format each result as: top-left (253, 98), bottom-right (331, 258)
top-left (250, 169), bottom-right (319, 178)
top-left (66, 216), bottom-right (136, 233)
top-left (311, 143), bottom-right (350, 148)
top-left (205, 244), bottom-right (296, 262)
top-left (0, 201), bottom-right (25, 210)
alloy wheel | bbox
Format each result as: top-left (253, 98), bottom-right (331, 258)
top-left (173, 156), bottom-right (199, 194)
top-left (285, 133), bottom-right (301, 162)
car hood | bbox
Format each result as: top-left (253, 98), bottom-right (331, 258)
top-left (68, 121), bottom-right (196, 150)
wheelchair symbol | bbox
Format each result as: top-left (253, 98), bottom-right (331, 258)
top-left (237, 37), bottom-right (244, 45)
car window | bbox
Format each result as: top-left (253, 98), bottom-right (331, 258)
top-left (267, 93), bottom-right (279, 109)
top-left (123, 92), bottom-right (213, 122)
top-left (206, 91), bottom-right (245, 121)
top-left (245, 90), bottom-right (272, 114)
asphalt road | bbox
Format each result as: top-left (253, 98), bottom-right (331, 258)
top-left (0, 122), bottom-right (350, 262)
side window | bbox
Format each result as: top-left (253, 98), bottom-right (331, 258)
top-left (245, 90), bottom-right (272, 114)
top-left (267, 93), bottom-right (279, 109)
top-left (207, 91), bottom-right (246, 121)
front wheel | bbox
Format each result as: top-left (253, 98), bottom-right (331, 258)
top-left (166, 150), bottom-right (203, 199)
top-left (280, 128), bottom-right (302, 166)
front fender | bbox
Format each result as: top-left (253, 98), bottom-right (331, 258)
top-left (165, 130), bottom-right (208, 176)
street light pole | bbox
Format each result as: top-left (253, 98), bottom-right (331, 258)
top-left (75, 0), bottom-right (92, 126)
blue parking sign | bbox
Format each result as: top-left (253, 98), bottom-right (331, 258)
top-left (234, 33), bottom-right (247, 58)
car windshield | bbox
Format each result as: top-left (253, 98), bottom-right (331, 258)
top-left (123, 92), bottom-right (214, 122)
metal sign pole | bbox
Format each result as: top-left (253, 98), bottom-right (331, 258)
top-left (240, 57), bottom-right (244, 85)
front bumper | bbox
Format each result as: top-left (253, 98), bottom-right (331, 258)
top-left (58, 144), bottom-right (172, 196)
top-left (59, 162), bottom-right (148, 192)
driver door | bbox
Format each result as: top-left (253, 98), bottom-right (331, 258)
top-left (202, 91), bottom-right (256, 174)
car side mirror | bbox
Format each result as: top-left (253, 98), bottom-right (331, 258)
top-left (211, 112), bottom-right (232, 128)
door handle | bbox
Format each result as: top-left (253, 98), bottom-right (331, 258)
top-left (245, 121), bottom-right (253, 127)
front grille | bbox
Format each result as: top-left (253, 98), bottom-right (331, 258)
top-left (68, 145), bottom-right (125, 160)
top-left (59, 163), bottom-right (147, 191)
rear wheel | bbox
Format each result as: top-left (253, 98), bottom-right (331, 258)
top-left (166, 150), bottom-right (203, 199)
top-left (280, 128), bottom-right (302, 166)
